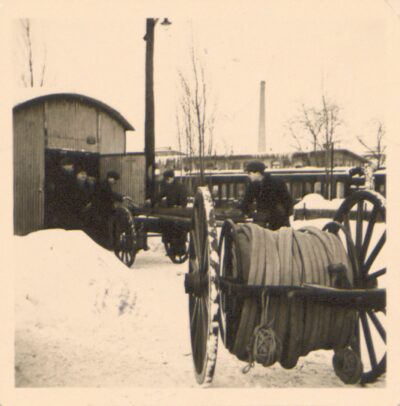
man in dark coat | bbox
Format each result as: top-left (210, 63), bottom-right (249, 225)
top-left (155, 169), bottom-right (188, 256)
top-left (70, 166), bottom-right (95, 228)
top-left (90, 171), bottom-right (124, 246)
top-left (240, 161), bottom-right (293, 230)
top-left (155, 169), bottom-right (188, 208)
top-left (49, 157), bottom-right (77, 229)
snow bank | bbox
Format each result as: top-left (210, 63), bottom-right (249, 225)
top-left (14, 229), bottom-right (137, 333)
top-left (294, 193), bottom-right (344, 211)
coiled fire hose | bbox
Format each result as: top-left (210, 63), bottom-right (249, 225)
top-left (231, 223), bottom-right (357, 374)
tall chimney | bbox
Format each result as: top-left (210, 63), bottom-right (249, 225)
top-left (258, 80), bottom-right (266, 153)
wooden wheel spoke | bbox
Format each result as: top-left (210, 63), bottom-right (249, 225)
top-left (360, 311), bottom-right (378, 369)
top-left (191, 298), bottom-right (200, 329)
top-left (343, 213), bottom-right (358, 263)
top-left (367, 268), bottom-right (386, 281)
top-left (196, 205), bottom-right (205, 252)
top-left (190, 256), bottom-right (199, 273)
top-left (230, 240), bottom-right (238, 279)
top-left (198, 298), bottom-right (207, 363)
top-left (193, 230), bottom-right (203, 269)
top-left (343, 213), bottom-right (353, 243)
top-left (353, 319), bottom-right (361, 356)
top-left (363, 231), bottom-right (386, 275)
top-left (355, 202), bottom-right (364, 259)
top-left (361, 206), bottom-right (379, 264)
top-left (367, 310), bottom-right (386, 342)
top-left (200, 236), bottom-right (209, 274)
top-left (193, 213), bottom-right (202, 262)
top-left (193, 303), bottom-right (201, 362)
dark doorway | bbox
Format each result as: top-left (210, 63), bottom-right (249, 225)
top-left (44, 149), bottom-right (100, 229)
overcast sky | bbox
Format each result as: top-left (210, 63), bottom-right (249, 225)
top-left (6, 0), bottom-right (400, 155)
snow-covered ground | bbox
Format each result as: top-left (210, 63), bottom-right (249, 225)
top-left (14, 218), bottom-right (386, 390)
top-left (294, 193), bottom-right (345, 211)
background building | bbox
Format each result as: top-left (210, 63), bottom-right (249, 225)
top-left (157, 148), bottom-right (370, 174)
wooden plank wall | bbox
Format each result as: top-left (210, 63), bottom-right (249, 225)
top-left (13, 104), bottom-right (45, 235)
top-left (99, 113), bottom-right (125, 154)
top-left (46, 99), bottom-right (99, 152)
top-left (99, 154), bottom-right (146, 205)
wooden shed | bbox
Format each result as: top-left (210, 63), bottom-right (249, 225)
top-left (13, 93), bottom-right (145, 236)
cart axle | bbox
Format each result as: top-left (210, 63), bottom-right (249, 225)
top-left (185, 271), bottom-right (208, 297)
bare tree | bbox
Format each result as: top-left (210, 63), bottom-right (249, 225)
top-left (19, 19), bottom-right (47, 87)
top-left (357, 121), bottom-right (386, 169)
top-left (176, 46), bottom-right (217, 181)
top-left (287, 95), bottom-right (342, 198)
top-left (287, 95), bottom-right (342, 154)
top-left (287, 105), bottom-right (324, 153)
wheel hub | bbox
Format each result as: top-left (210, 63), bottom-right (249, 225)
top-left (185, 270), bottom-right (208, 297)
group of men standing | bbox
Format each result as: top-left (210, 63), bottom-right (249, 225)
top-left (154, 161), bottom-right (293, 231)
top-left (47, 158), bottom-right (124, 238)
top-left (48, 157), bottom-right (293, 251)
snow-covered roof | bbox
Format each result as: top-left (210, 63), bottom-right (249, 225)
top-left (180, 166), bottom-right (356, 177)
top-left (156, 147), bottom-right (185, 156)
top-left (374, 168), bottom-right (386, 175)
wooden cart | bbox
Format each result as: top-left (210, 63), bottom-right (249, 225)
top-left (184, 187), bottom-right (386, 386)
top-left (111, 198), bottom-right (247, 268)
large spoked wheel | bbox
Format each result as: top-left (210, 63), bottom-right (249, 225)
top-left (218, 220), bottom-right (244, 352)
top-left (184, 187), bottom-right (220, 385)
top-left (324, 190), bottom-right (386, 384)
top-left (113, 207), bottom-right (138, 268)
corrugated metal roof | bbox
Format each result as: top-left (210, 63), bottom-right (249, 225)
top-left (13, 92), bottom-right (135, 131)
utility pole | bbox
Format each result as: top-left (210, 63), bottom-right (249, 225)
top-left (143, 17), bottom-right (171, 203)
top-left (144, 18), bottom-right (156, 202)
top-left (330, 142), bottom-right (334, 200)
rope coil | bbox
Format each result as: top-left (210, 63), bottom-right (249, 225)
top-left (230, 223), bottom-right (357, 369)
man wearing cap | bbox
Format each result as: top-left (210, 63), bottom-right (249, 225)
top-left (90, 171), bottom-right (124, 246)
top-left (155, 169), bottom-right (188, 208)
top-left (240, 161), bottom-right (293, 230)
top-left (155, 169), bottom-right (188, 256)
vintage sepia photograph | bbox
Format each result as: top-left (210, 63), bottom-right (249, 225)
top-left (1, 0), bottom-right (399, 405)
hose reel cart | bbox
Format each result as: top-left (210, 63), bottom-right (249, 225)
top-left (184, 187), bottom-right (386, 386)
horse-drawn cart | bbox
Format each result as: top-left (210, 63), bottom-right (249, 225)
top-left (184, 187), bottom-right (386, 386)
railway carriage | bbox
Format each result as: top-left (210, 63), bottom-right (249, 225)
top-left (177, 166), bottom-right (373, 208)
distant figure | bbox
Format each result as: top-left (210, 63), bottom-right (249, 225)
top-left (49, 156), bottom-right (77, 229)
top-left (155, 169), bottom-right (188, 208)
top-left (71, 166), bottom-right (94, 228)
top-left (91, 171), bottom-right (124, 246)
top-left (240, 161), bottom-right (293, 230)
top-left (156, 169), bottom-right (188, 257)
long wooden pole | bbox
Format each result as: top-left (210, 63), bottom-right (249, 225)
top-left (144, 18), bottom-right (156, 201)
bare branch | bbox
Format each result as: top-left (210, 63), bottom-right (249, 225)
top-left (18, 18), bottom-right (47, 87)
top-left (357, 121), bottom-right (386, 168)
top-left (176, 44), bottom-right (217, 178)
